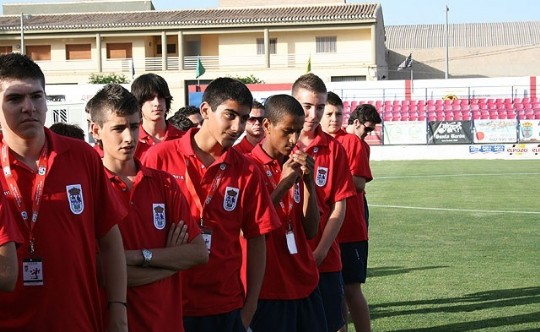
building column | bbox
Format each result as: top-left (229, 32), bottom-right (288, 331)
top-left (264, 28), bottom-right (270, 68)
top-left (178, 30), bottom-right (184, 70)
top-left (96, 33), bottom-right (102, 72)
top-left (161, 31), bottom-right (168, 71)
top-left (370, 26), bottom-right (376, 80)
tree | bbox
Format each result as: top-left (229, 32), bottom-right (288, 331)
top-left (89, 73), bottom-right (129, 84)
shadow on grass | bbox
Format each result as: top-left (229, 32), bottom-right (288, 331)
top-left (372, 286), bottom-right (540, 331)
top-left (368, 265), bottom-right (449, 278)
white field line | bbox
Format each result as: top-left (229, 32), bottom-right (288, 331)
top-left (370, 204), bottom-right (540, 215)
top-left (377, 172), bottom-right (540, 180)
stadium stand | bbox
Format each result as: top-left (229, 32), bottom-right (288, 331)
top-left (343, 97), bottom-right (540, 122)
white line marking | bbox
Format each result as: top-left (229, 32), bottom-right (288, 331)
top-left (370, 204), bottom-right (540, 215)
top-left (377, 172), bottom-right (540, 179)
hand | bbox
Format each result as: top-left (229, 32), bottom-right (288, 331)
top-left (166, 221), bottom-right (188, 247)
top-left (312, 247), bottom-right (328, 266)
top-left (291, 150), bottom-right (314, 177)
top-left (281, 157), bottom-right (302, 187)
top-left (240, 301), bottom-right (257, 329)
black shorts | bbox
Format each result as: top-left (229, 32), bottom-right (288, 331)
top-left (318, 271), bottom-right (345, 331)
top-left (184, 309), bottom-right (246, 332)
top-left (250, 289), bottom-right (328, 332)
top-left (340, 241), bottom-right (368, 284)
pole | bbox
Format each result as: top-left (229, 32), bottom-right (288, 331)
top-left (20, 13), bottom-right (25, 55)
top-left (445, 5), bottom-right (449, 79)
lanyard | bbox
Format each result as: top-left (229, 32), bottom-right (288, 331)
top-left (263, 164), bottom-right (294, 228)
top-left (1, 140), bottom-right (49, 254)
top-left (183, 158), bottom-right (226, 228)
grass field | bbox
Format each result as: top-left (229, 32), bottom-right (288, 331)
top-left (360, 159), bottom-right (540, 331)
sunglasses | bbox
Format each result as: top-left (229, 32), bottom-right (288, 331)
top-left (362, 123), bottom-right (376, 133)
top-left (247, 117), bottom-right (265, 123)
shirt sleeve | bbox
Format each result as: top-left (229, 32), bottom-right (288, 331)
top-left (0, 197), bottom-right (22, 246)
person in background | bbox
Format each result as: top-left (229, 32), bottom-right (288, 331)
top-left (346, 104), bottom-right (381, 230)
top-left (142, 77), bottom-right (280, 332)
top-left (88, 83), bottom-right (208, 332)
top-left (234, 100), bottom-right (265, 154)
top-left (169, 105), bottom-right (203, 131)
top-left (49, 122), bottom-right (85, 141)
top-left (247, 94), bottom-right (327, 332)
top-left (131, 73), bottom-right (183, 159)
top-left (0, 52), bottom-right (128, 331)
top-left (321, 92), bottom-right (372, 332)
top-left (292, 73), bottom-right (356, 332)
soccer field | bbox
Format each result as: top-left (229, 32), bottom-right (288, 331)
top-left (362, 159), bottom-right (540, 331)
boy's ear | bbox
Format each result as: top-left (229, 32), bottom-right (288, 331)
top-left (262, 118), bottom-right (271, 133)
top-left (199, 101), bottom-right (211, 120)
top-left (353, 118), bottom-right (361, 128)
top-left (90, 121), bottom-right (101, 140)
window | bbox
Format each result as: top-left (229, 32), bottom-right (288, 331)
top-left (51, 109), bottom-right (68, 123)
top-left (331, 76), bottom-right (366, 82)
top-left (256, 38), bottom-right (277, 55)
top-left (26, 45), bottom-right (51, 60)
top-left (106, 43), bottom-right (132, 59)
top-left (66, 44), bottom-right (91, 60)
top-left (316, 36), bottom-right (336, 53)
top-left (0, 46), bottom-right (12, 55)
top-left (156, 44), bottom-right (177, 55)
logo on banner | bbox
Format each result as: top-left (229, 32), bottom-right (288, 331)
top-left (293, 182), bottom-right (301, 203)
top-left (316, 167), bottom-right (328, 187)
top-left (66, 184), bottom-right (84, 215)
top-left (223, 187), bottom-right (239, 211)
top-left (153, 204), bottom-right (166, 230)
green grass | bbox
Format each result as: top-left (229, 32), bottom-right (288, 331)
top-left (359, 160), bottom-right (540, 331)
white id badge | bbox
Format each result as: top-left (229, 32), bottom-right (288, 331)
top-left (22, 258), bottom-right (44, 286)
top-left (201, 229), bottom-right (212, 253)
top-left (286, 231), bottom-right (298, 255)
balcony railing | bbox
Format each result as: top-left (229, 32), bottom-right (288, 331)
top-left (35, 52), bottom-right (371, 75)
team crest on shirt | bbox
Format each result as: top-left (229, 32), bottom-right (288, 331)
top-left (223, 186), bottom-right (240, 212)
top-left (66, 184), bottom-right (84, 215)
top-left (315, 167), bottom-right (328, 187)
top-left (293, 182), bottom-right (301, 203)
top-left (153, 204), bottom-right (166, 230)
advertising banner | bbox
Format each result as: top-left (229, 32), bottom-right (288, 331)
top-left (428, 121), bottom-right (473, 144)
top-left (383, 121), bottom-right (427, 144)
top-left (518, 119), bottom-right (540, 143)
top-left (473, 119), bottom-right (518, 143)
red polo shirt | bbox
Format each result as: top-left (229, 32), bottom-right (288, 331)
top-left (334, 129), bottom-right (369, 243)
top-left (105, 161), bottom-right (199, 332)
top-left (247, 144), bottom-right (319, 299)
top-left (302, 126), bottom-right (356, 273)
top-left (135, 122), bottom-right (184, 160)
top-left (0, 129), bottom-right (127, 331)
top-left (142, 128), bottom-right (280, 316)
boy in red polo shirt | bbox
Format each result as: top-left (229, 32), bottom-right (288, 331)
top-left (292, 73), bottom-right (356, 332)
top-left (246, 94), bottom-right (327, 331)
top-left (131, 73), bottom-right (184, 159)
top-left (88, 84), bottom-right (208, 332)
top-left (0, 194), bottom-right (21, 292)
top-left (143, 77), bottom-right (280, 332)
top-left (321, 92), bottom-right (373, 332)
top-left (0, 53), bottom-right (128, 331)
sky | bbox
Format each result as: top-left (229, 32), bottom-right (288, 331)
top-left (1, 0), bottom-right (539, 25)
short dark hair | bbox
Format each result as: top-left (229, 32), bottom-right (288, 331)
top-left (252, 100), bottom-right (265, 110)
top-left (326, 91), bottom-right (343, 108)
top-left (0, 53), bottom-right (45, 90)
top-left (49, 123), bottom-right (85, 140)
top-left (86, 84), bottom-right (140, 127)
top-left (203, 77), bottom-right (253, 111)
top-left (130, 73), bottom-right (173, 111)
top-left (348, 104), bottom-right (382, 125)
top-left (292, 73), bottom-right (327, 96)
top-left (169, 105), bottom-right (201, 131)
top-left (264, 94), bottom-right (304, 124)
